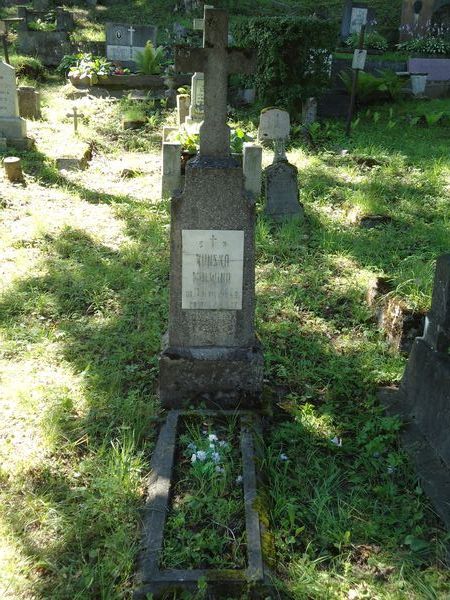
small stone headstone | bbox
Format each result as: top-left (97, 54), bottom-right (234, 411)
top-left (18, 86), bottom-right (41, 119)
top-left (259, 108), bottom-right (303, 222)
top-left (0, 61), bottom-right (27, 147)
top-left (301, 97), bottom-right (317, 126)
top-left (106, 23), bottom-right (158, 68)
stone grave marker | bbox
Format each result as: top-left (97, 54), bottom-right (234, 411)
top-left (259, 108), bottom-right (303, 222)
top-left (159, 6), bottom-right (262, 408)
top-left (18, 86), bottom-right (41, 119)
top-left (382, 254), bottom-right (450, 530)
top-left (106, 23), bottom-right (158, 68)
top-left (341, 1), bottom-right (372, 39)
top-left (0, 61), bottom-right (28, 149)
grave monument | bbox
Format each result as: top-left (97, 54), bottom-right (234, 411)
top-left (341, 1), bottom-right (372, 39)
top-left (259, 108), bottom-right (303, 222)
top-left (106, 23), bottom-right (158, 68)
top-left (382, 254), bottom-right (450, 530)
top-left (0, 61), bottom-right (28, 149)
top-left (159, 7), bottom-right (262, 409)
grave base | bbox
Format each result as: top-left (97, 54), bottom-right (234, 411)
top-left (159, 342), bottom-right (264, 409)
top-left (6, 137), bottom-right (34, 151)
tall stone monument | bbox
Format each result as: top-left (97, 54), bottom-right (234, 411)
top-left (159, 7), bottom-right (263, 409)
top-left (0, 61), bottom-right (28, 149)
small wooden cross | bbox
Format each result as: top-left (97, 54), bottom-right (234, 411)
top-left (66, 106), bottom-right (84, 135)
top-left (175, 7), bottom-right (256, 157)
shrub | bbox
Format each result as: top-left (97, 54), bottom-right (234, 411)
top-left (233, 16), bottom-right (338, 115)
top-left (345, 31), bottom-right (389, 52)
top-left (134, 41), bottom-right (164, 75)
top-left (397, 36), bottom-right (450, 56)
top-left (339, 69), bottom-right (405, 104)
top-left (10, 55), bottom-right (46, 80)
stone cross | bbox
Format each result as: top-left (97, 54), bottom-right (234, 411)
top-left (66, 106), bottom-right (84, 135)
top-left (175, 7), bottom-right (256, 157)
top-left (423, 254), bottom-right (450, 353)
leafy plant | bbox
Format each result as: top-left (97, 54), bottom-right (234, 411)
top-left (27, 18), bottom-right (56, 32)
top-left (339, 70), bottom-right (383, 103)
top-left (376, 69), bottom-right (405, 100)
top-left (230, 127), bottom-right (251, 154)
top-left (345, 30), bottom-right (389, 52)
top-left (233, 16), bottom-right (337, 115)
top-left (10, 55), bottom-right (45, 80)
top-left (168, 128), bottom-right (199, 153)
top-left (134, 40), bottom-right (164, 75)
top-left (397, 36), bottom-right (450, 56)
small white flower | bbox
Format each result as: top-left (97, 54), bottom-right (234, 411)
top-left (279, 453), bottom-right (288, 461)
top-left (219, 440), bottom-right (228, 447)
top-left (212, 452), bottom-right (220, 463)
top-left (330, 437), bottom-right (342, 447)
top-left (235, 475), bottom-right (243, 484)
top-left (191, 453), bottom-right (197, 463)
top-left (209, 443), bottom-right (215, 449)
top-left (188, 442), bottom-right (196, 451)
top-left (208, 434), bottom-right (218, 442)
top-left (196, 450), bottom-right (207, 461)
top-left (215, 466), bottom-right (224, 473)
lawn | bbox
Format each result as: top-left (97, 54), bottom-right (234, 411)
top-left (0, 88), bottom-right (449, 599)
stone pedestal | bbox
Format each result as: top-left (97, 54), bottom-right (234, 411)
top-left (159, 156), bottom-right (263, 408)
top-left (264, 160), bottom-right (303, 222)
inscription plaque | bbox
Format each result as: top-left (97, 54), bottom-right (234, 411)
top-left (182, 229), bottom-right (244, 310)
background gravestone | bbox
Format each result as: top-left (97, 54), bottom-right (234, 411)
top-left (106, 23), bottom-right (158, 68)
top-left (341, 1), bottom-right (373, 39)
top-left (259, 108), bottom-right (303, 222)
top-left (0, 61), bottom-right (27, 148)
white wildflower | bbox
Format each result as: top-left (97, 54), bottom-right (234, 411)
top-left (208, 434), bottom-right (218, 442)
top-left (187, 442), bottom-right (196, 451)
top-left (279, 453), bottom-right (288, 461)
top-left (191, 453), bottom-right (197, 463)
top-left (196, 450), bottom-right (207, 461)
top-left (212, 452), bottom-right (221, 463)
top-left (209, 443), bottom-right (215, 449)
top-left (235, 475), bottom-right (243, 485)
top-left (215, 466), bottom-right (224, 473)
top-left (219, 440), bottom-right (228, 448)
top-left (330, 436), bottom-right (342, 447)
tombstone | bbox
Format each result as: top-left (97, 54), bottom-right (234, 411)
top-left (301, 97), bottom-right (317, 126)
top-left (159, 7), bottom-right (262, 409)
top-left (341, 1), bottom-right (371, 39)
top-left (382, 255), bottom-right (450, 530)
top-left (185, 72), bottom-right (204, 130)
top-left (106, 23), bottom-right (158, 68)
top-left (17, 86), bottom-right (41, 119)
top-left (0, 61), bottom-right (28, 149)
top-left (176, 93), bottom-right (190, 126)
top-left (259, 108), bottom-right (303, 222)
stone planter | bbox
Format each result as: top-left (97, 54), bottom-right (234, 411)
top-left (68, 74), bottom-right (190, 91)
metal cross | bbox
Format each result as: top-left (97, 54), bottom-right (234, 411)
top-left (175, 7), bottom-right (256, 157)
top-left (66, 106), bottom-right (84, 135)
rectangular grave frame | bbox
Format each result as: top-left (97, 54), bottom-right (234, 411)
top-left (135, 410), bottom-right (265, 598)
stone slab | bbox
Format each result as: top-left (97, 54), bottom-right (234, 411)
top-left (264, 160), bottom-right (304, 221)
top-left (181, 229), bottom-right (244, 310)
top-left (258, 108), bottom-right (290, 142)
top-left (408, 58), bottom-right (450, 81)
top-left (106, 23), bottom-right (158, 68)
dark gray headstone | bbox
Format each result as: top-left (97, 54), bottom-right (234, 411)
top-left (383, 255), bottom-right (450, 530)
top-left (106, 23), bottom-right (158, 68)
top-left (264, 161), bottom-right (303, 222)
top-left (159, 7), bottom-right (262, 409)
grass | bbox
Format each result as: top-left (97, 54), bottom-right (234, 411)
top-left (161, 416), bottom-right (246, 570)
top-left (0, 87), bottom-right (450, 598)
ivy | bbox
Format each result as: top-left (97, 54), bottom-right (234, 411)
top-left (233, 16), bottom-right (338, 115)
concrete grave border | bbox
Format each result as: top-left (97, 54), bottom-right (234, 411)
top-left (134, 410), bottom-right (267, 598)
